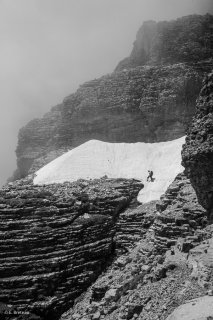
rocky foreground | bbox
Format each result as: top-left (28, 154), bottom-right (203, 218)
top-left (60, 174), bottom-right (213, 320)
top-left (0, 176), bottom-right (142, 319)
top-left (1, 172), bottom-right (212, 320)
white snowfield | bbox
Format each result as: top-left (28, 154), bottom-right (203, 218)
top-left (33, 137), bottom-right (185, 203)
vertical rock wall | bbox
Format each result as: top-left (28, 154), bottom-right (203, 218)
top-left (182, 72), bottom-right (213, 221)
top-left (115, 14), bottom-right (213, 70)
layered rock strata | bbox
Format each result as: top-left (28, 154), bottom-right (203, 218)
top-left (0, 177), bottom-right (142, 319)
top-left (115, 201), bottom-right (157, 252)
top-left (151, 173), bottom-right (207, 253)
top-left (60, 175), bottom-right (210, 320)
top-left (182, 71), bottom-right (213, 221)
top-left (2, 172), bottom-right (208, 320)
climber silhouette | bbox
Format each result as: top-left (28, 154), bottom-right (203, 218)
top-left (147, 170), bottom-right (155, 182)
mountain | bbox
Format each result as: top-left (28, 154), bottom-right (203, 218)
top-left (1, 14), bottom-right (213, 320)
top-left (11, 14), bottom-right (213, 181)
top-left (115, 14), bottom-right (213, 70)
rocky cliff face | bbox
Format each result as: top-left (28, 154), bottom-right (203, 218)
top-left (115, 14), bottom-right (213, 71)
top-left (182, 72), bottom-right (213, 221)
top-left (12, 14), bottom-right (213, 180)
top-left (0, 176), bottom-right (142, 319)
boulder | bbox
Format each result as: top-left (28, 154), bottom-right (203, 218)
top-left (166, 296), bottom-right (213, 320)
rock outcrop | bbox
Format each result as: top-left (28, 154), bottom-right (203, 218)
top-left (12, 14), bottom-right (213, 180)
top-left (0, 176), bottom-right (142, 319)
top-left (182, 71), bottom-right (213, 221)
top-left (166, 296), bottom-right (213, 320)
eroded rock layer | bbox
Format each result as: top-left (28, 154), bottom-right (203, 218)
top-left (182, 71), bottom-right (213, 220)
top-left (0, 177), bottom-right (142, 319)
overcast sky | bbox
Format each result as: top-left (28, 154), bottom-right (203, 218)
top-left (0, 0), bottom-right (212, 186)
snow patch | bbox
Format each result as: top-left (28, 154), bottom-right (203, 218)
top-left (33, 137), bottom-right (185, 203)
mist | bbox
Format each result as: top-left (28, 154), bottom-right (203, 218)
top-left (0, 0), bottom-right (212, 186)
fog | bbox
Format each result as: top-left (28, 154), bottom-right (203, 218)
top-left (0, 0), bottom-right (212, 186)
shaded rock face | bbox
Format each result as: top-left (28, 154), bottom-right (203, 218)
top-left (115, 14), bottom-right (213, 71)
top-left (15, 64), bottom-right (205, 179)
top-left (182, 72), bottom-right (213, 221)
top-left (0, 176), bottom-right (142, 319)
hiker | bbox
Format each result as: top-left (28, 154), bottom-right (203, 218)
top-left (177, 243), bottom-right (182, 252)
top-left (147, 170), bottom-right (154, 182)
